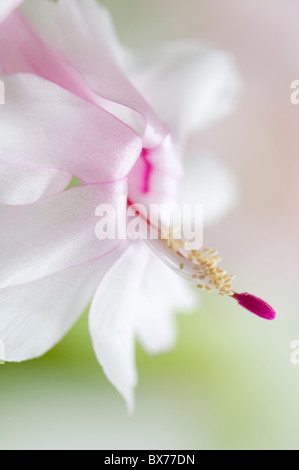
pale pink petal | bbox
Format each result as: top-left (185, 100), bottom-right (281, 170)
top-left (127, 40), bottom-right (241, 139)
top-left (55, 0), bottom-right (168, 148)
top-left (0, 0), bottom-right (22, 24)
top-left (0, 244), bottom-right (127, 363)
top-left (0, 159), bottom-right (71, 205)
top-left (89, 243), bottom-right (147, 411)
top-left (180, 151), bottom-right (239, 226)
top-left (1, 0), bottom-right (167, 146)
top-left (0, 8), bottom-right (93, 101)
top-left (0, 182), bottom-right (127, 288)
top-left (5, 1), bottom-right (165, 142)
top-left (0, 74), bottom-right (142, 183)
top-left (1, 3), bottom-right (140, 134)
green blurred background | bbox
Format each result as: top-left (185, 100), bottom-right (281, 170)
top-left (1, 294), bottom-right (296, 450)
top-left (1, 0), bottom-right (299, 450)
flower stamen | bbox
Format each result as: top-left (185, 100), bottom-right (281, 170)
top-left (147, 229), bottom-right (235, 296)
top-left (126, 199), bottom-right (277, 322)
top-left (146, 228), bottom-right (276, 321)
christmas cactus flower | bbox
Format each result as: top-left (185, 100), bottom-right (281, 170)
top-left (0, 0), bottom-right (276, 409)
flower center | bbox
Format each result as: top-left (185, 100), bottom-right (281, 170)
top-left (127, 199), bottom-right (276, 321)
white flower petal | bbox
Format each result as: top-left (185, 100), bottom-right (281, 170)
top-left (89, 242), bottom-right (197, 410)
top-left (89, 243), bottom-right (146, 412)
top-left (0, 0), bottom-right (22, 24)
top-left (0, 244), bottom-right (126, 363)
top-left (127, 40), bottom-right (242, 139)
top-left (135, 245), bottom-right (198, 355)
top-left (180, 151), bottom-right (239, 226)
top-left (0, 182), bottom-right (127, 288)
top-left (0, 159), bottom-right (71, 205)
top-left (20, 0), bottom-right (123, 69)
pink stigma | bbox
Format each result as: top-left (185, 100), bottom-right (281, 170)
top-left (232, 292), bottom-right (276, 320)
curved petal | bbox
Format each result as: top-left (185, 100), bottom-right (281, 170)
top-left (89, 242), bottom-right (197, 410)
top-left (0, 159), bottom-right (71, 205)
top-left (0, 74), bottom-right (142, 183)
top-left (0, 0), bottom-right (22, 24)
top-left (0, 243), bottom-right (127, 363)
top-left (0, 182), bottom-right (127, 288)
top-left (135, 245), bottom-right (198, 355)
top-left (180, 151), bottom-right (239, 226)
top-left (54, 0), bottom-right (168, 148)
top-left (89, 243), bottom-right (146, 411)
top-left (1, 2), bottom-right (141, 137)
top-left (127, 40), bottom-right (242, 139)
top-left (20, 0), bottom-right (122, 66)
top-left (0, 7), bottom-right (93, 102)
top-left (2, 0), bottom-right (168, 147)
